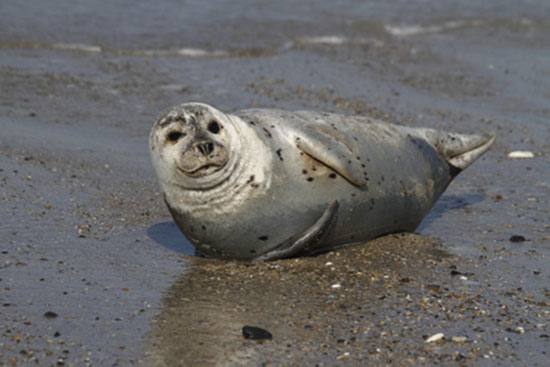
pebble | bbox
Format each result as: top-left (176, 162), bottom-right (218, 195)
top-left (452, 336), bottom-right (468, 343)
top-left (425, 333), bottom-right (444, 343)
top-left (508, 151), bottom-right (534, 159)
top-left (331, 283), bottom-right (342, 289)
top-left (337, 352), bottom-right (350, 360)
top-left (44, 311), bottom-right (58, 319)
top-left (509, 235), bottom-right (526, 243)
top-left (515, 326), bottom-right (525, 334)
top-left (242, 325), bottom-right (273, 340)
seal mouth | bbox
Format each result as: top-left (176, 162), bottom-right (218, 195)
top-left (177, 162), bottom-right (226, 178)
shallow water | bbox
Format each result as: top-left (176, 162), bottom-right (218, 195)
top-left (1, 1), bottom-right (549, 366)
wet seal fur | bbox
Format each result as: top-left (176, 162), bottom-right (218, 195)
top-left (150, 102), bottom-right (495, 261)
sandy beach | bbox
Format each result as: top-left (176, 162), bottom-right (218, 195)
top-left (1, 1), bottom-right (549, 365)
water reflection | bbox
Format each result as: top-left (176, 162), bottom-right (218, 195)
top-left (142, 234), bottom-right (459, 366)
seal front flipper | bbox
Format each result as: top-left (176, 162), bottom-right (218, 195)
top-left (254, 201), bottom-right (339, 262)
top-left (293, 126), bottom-right (367, 187)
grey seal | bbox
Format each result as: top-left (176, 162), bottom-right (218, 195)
top-left (150, 102), bottom-right (495, 261)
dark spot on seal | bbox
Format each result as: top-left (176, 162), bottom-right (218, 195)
top-left (312, 167), bottom-right (317, 172)
top-left (251, 183), bottom-right (259, 188)
top-left (246, 175), bottom-right (255, 184)
top-left (361, 164), bottom-right (366, 168)
top-left (351, 193), bottom-right (356, 197)
top-left (302, 169), bottom-right (308, 174)
top-left (207, 120), bottom-right (221, 134)
top-left (258, 235), bottom-right (269, 241)
top-left (329, 173), bottom-right (337, 179)
top-left (307, 177), bottom-right (314, 182)
top-left (249, 120), bottom-right (256, 126)
top-left (353, 136), bottom-right (358, 141)
top-left (381, 176), bottom-right (385, 182)
top-left (270, 125), bottom-right (275, 128)
top-left (263, 128), bottom-right (272, 138)
top-left (201, 225), bottom-right (206, 230)
top-left (276, 148), bottom-right (284, 161)
top-left (348, 160), bottom-right (352, 164)
top-left (250, 250), bottom-right (256, 254)
top-left (356, 156), bottom-right (361, 160)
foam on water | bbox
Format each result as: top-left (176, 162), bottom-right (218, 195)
top-left (385, 20), bottom-right (480, 36)
top-left (53, 43), bottom-right (103, 52)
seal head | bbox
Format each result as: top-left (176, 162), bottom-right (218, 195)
top-left (150, 103), bottom-right (239, 191)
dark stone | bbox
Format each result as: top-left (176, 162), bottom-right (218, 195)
top-left (242, 325), bottom-right (272, 340)
top-left (509, 235), bottom-right (526, 243)
top-left (44, 311), bottom-right (58, 319)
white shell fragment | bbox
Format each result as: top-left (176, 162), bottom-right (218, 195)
top-left (425, 333), bottom-right (445, 343)
top-left (451, 336), bottom-right (468, 343)
top-left (508, 151), bottom-right (534, 159)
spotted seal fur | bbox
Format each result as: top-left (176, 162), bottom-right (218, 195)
top-left (150, 102), bottom-right (495, 260)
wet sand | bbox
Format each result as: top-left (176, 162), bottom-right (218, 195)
top-left (1, 1), bottom-right (549, 366)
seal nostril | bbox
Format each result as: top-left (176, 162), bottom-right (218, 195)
top-left (197, 142), bottom-right (215, 156)
top-left (207, 120), bottom-right (221, 134)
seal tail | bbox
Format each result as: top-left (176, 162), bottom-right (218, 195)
top-left (422, 129), bottom-right (496, 175)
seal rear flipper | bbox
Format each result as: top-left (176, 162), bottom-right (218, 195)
top-left (254, 200), bottom-right (339, 262)
top-left (421, 129), bottom-right (496, 173)
top-left (447, 133), bottom-right (496, 172)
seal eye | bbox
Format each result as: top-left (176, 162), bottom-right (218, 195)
top-left (207, 120), bottom-right (221, 134)
top-left (167, 131), bottom-right (185, 143)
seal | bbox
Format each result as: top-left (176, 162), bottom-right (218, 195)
top-left (150, 102), bottom-right (495, 261)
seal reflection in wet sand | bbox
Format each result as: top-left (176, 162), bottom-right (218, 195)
top-left (149, 102), bottom-right (495, 261)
